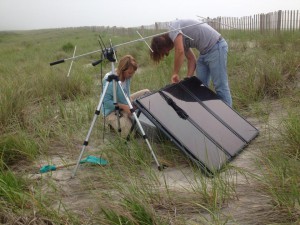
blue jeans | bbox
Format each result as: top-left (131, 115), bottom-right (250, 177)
top-left (196, 39), bottom-right (232, 107)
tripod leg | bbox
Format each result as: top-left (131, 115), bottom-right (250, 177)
top-left (117, 81), bottom-right (163, 170)
top-left (133, 112), bottom-right (162, 170)
top-left (72, 81), bottom-right (110, 178)
top-left (112, 80), bottom-right (122, 133)
top-left (126, 109), bottom-right (141, 141)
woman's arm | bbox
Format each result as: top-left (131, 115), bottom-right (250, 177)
top-left (185, 48), bottom-right (196, 77)
top-left (171, 33), bottom-right (185, 83)
top-left (172, 33), bottom-right (185, 75)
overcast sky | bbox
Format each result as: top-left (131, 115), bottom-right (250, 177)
top-left (0, 0), bottom-right (299, 31)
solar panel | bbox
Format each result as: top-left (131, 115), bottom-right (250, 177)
top-left (134, 76), bottom-right (259, 175)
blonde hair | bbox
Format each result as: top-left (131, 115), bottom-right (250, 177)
top-left (117, 55), bottom-right (138, 76)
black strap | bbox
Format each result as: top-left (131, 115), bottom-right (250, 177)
top-left (159, 91), bottom-right (189, 120)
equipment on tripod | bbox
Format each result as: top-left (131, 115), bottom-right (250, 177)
top-left (70, 43), bottom-right (163, 177)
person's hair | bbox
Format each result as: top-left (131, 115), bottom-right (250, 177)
top-left (150, 34), bottom-right (174, 63)
top-left (117, 55), bottom-right (138, 76)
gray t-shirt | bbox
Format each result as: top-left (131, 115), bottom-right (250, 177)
top-left (168, 19), bottom-right (221, 54)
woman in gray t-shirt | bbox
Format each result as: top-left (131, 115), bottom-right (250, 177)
top-left (150, 19), bottom-right (232, 107)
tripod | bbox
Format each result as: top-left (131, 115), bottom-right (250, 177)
top-left (72, 49), bottom-right (162, 177)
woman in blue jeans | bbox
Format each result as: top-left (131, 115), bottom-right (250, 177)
top-left (150, 19), bottom-right (232, 107)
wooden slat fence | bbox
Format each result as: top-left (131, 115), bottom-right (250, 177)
top-left (89, 10), bottom-right (300, 34)
top-left (143, 10), bottom-right (300, 32)
top-left (203, 10), bottom-right (300, 32)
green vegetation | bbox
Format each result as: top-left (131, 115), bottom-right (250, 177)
top-left (0, 27), bottom-right (299, 224)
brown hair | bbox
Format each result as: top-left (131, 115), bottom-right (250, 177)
top-left (150, 33), bottom-right (174, 63)
top-left (117, 55), bottom-right (138, 76)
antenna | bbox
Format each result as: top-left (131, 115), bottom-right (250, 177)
top-left (98, 35), bottom-right (106, 50)
top-left (49, 21), bottom-right (207, 66)
top-left (67, 45), bottom-right (77, 77)
top-left (136, 31), bottom-right (153, 52)
top-left (168, 24), bottom-right (194, 41)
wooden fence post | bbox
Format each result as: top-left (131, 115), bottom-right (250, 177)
top-left (296, 10), bottom-right (300, 30)
top-left (276, 10), bottom-right (281, 32)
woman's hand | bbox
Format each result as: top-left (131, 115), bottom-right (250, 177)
top-left (117, 103), bottom-right (131, 114)
top-left (171, 74), bottom-right (180, 83)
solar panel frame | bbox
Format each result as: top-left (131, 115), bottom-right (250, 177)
top-left (134, 77), bottom-right (259, 175)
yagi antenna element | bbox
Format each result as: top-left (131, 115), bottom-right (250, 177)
top-left (49, 21), bottom-right (207, 66)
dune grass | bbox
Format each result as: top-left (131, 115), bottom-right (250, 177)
top-left (0, 27), bottom-right (300, 224)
